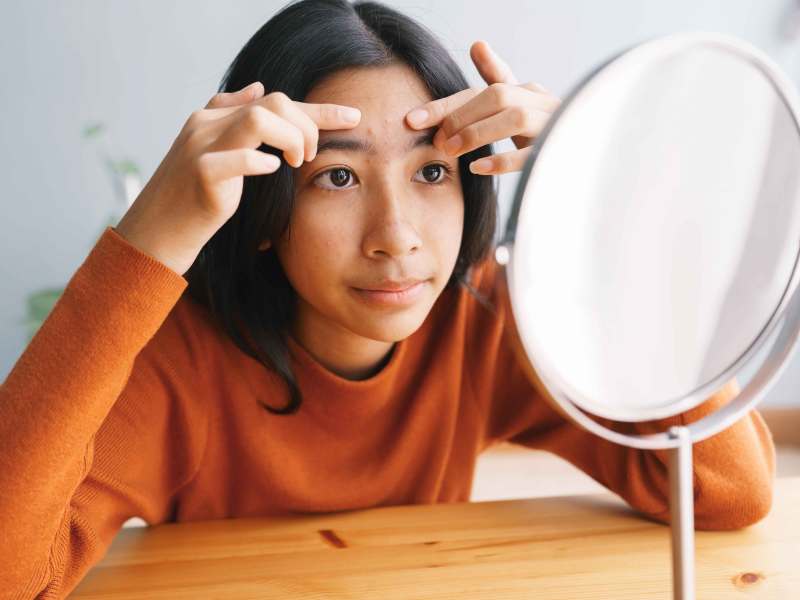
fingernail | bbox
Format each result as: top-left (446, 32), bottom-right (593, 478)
top-left (444, 134), bottom-right (462, 155)
top-left (341, 107), bottom-right (361, 123)
top-left (470, 158), bottom-right (493, 173)
top-left (407, 109), bottom-right (428, 127)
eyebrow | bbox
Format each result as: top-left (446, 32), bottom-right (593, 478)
top-left (315, 128), bottom-right (437, 156)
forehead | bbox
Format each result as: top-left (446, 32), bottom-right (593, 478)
top-left (305, 63), bottom-right (434, 145)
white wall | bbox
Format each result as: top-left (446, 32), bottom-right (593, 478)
top-left (2, 0), bottom-right (800, 406)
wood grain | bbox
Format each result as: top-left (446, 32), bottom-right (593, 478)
top-left (70, 477), bottom-right (800, 599)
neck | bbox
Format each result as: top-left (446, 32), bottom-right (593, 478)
top-left (290, 302), bottom-right (395, 381)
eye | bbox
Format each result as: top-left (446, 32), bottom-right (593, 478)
top-left (311, 162), bottom-right (453, 192)
top-left (313, 167), bottom-right (358, 191)
top-left (413, 162), bottom-right (452, 185)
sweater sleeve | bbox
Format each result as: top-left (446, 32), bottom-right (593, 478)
top-left (467, 255), bottom-right (776, 531)
top-left (0, 227), bottom-right (207, 599)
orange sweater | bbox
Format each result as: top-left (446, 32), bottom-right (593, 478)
top-left (0, 226), bottom-right (776, 599)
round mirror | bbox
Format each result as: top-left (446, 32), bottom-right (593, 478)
top-left (503, 32), bottom-right (800, 424)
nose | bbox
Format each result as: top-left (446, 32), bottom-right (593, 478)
top-left (362, 182), bottom-right (422, 259)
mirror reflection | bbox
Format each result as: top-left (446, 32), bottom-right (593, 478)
top-left (512, 42), bottom-right (800, 419)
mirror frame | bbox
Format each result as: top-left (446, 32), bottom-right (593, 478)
top-left (497, 31), bottom-right (800, 446)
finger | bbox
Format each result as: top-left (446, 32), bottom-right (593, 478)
top-left (436, 84), bottom-right (556, 143)
top-left (405, 87), bottom-right (480, 130)
top-left (294, 101), bottom-right (362, 130)
top-left (520, 83), bottom-right (561, 112)
top-left (440, 105), bottom-right (552, 157)
top-left (200, 95), bottom-right (360, 132)
top-left (469, 146), bottom-right (532, 175)
top-left (260, 96), bottom-right (323, 162)
top-left (204, 95), bottom-right (361, 165)
top-left (197, 148), bottom-right (282, 183)
top-left (470, 40), bottom-right (518, 86)
top-left (212, 105), bottom-right (307, 167)
top-left (205, 81), bottom-right (264, 109)
top-left (521, 81), bottom-right (551, 94)
top-left (265, 96), bottom-right (361, 161)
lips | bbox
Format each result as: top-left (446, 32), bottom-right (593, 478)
top-left (351, 278), bottom-right (430, 307)
top-left (357, 278), bottom-right (426, 292)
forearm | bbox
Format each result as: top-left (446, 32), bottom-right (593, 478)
top-left (523, 380), bottom-right (776, 530)
top-left (0, 226), bottom-right (187, 594)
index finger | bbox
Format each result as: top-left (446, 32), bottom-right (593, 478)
top-left (294, 101), bottom-right (362, 130)
top-left (198, 97), bottom-right (361, 130)
top-left (405, 88), bottom-right (481, 130)
top-left (204, 81), bottom-right (265, 109)
top-left (470, 40), bottom-right (519, 87)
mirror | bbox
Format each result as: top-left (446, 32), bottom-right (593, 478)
top-left (500, 31), bottom-right (800, 600)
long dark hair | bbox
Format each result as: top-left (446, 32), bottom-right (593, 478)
top-left (185, 0), bottom-right (497, 415)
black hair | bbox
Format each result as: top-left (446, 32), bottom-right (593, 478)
top-left (185, 0), bottom-right (497, 415)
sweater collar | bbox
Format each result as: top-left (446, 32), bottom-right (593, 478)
top-left (286, 330), bottom-right (410, 419)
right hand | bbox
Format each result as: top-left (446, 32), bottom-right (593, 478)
top-left (114, 81), bottom-right (362, 276)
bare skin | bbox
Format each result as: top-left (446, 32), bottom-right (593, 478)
top-left (116, 40), bottom-right (561, 381)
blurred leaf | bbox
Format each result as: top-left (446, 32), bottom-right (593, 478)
top-left (112, 159), bottom-right (141, 175)
top-left (82, 122), bottom-right (106, 139)
top-left (24, 288), bottom-right (64, 340)
top-left (22, 120), bottom-right (139, 342)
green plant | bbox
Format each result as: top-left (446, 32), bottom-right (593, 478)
top-left (22, 122), bottom-right (142, 341)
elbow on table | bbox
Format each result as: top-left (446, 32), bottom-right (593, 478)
top-left (693, 477), bottom-right (774, 531)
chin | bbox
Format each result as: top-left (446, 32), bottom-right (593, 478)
top-left (348, 306), bottom-right (432, 342)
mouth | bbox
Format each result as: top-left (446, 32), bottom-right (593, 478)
top-left (351, 279), bottom-right (429, 307)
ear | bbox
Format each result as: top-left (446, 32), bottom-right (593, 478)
top-left (258, 239), bottom-right (272, 251)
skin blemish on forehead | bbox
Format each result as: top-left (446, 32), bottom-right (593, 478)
top-left (303, 63), bottom-right (437, 160)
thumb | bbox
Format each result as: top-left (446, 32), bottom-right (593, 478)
top-left (470, 40), bottom-right (519, 86)
top-left (205, 81), bottom-right (265, 109)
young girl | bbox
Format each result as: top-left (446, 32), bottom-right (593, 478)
top-left (1, 0), bottom-right (775, 597)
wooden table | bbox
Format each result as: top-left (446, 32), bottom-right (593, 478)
top-left (70, 477), bottom-right (800, 599)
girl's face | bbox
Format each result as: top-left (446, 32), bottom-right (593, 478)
top-left (273, 63), bottom-right (464, 350)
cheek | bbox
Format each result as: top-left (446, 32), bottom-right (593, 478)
top-left (299, 202), bottom-right (355, 255)
top-left (277, 201), bottom-right (353, 287)
top-left (421, 189), bottom-right (464, 253)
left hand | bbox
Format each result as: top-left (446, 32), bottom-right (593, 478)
top-left (405, 40), bottom-right (561, 175)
